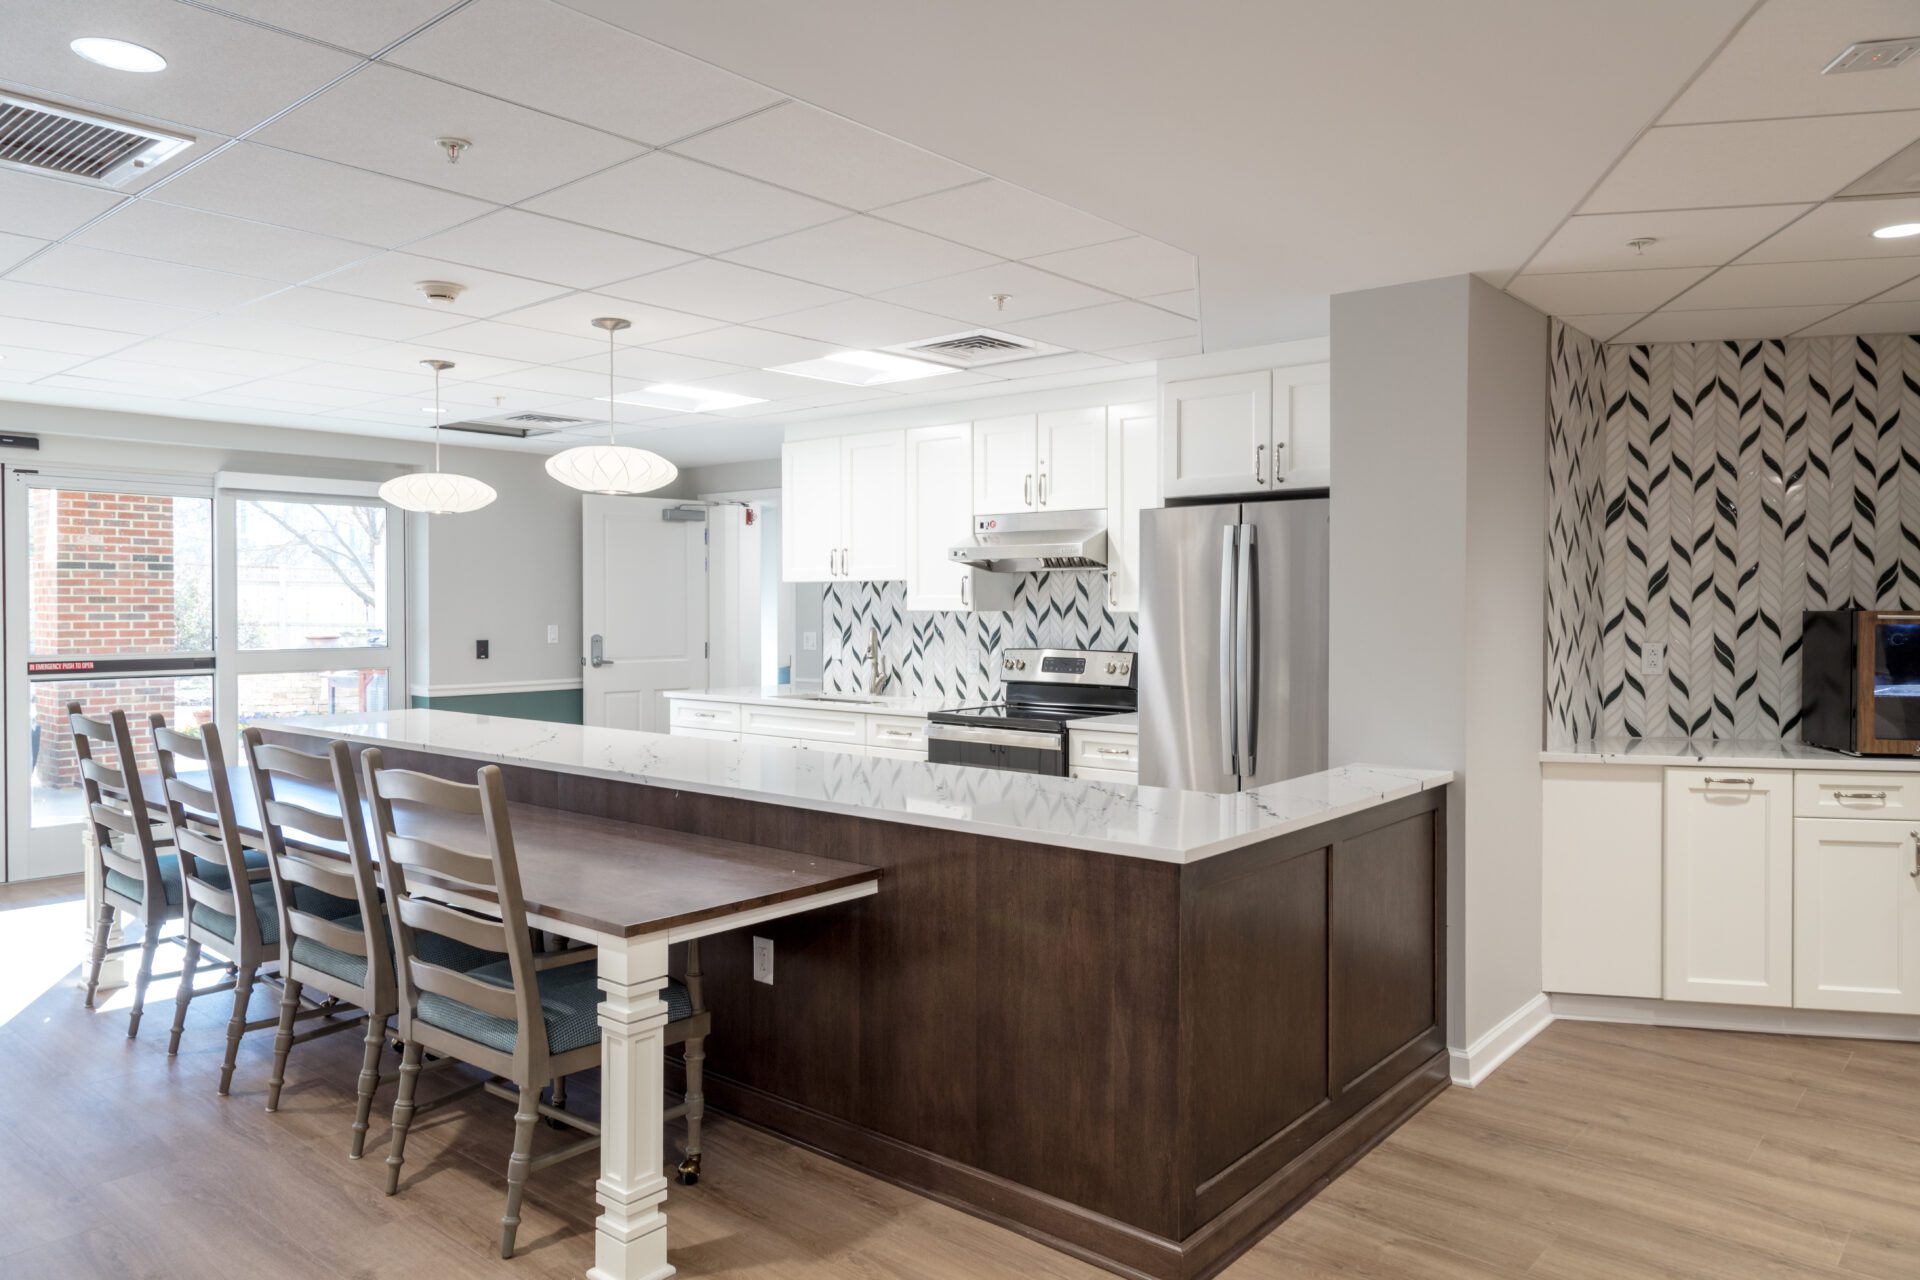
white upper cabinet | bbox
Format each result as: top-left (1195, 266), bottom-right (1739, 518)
top-left (973, 414), bottom-right (1038, 512)
top-left (1036, 406), bottom-right (1108, 511)
top-left (781, 437), bottom-right (842, 583)
top-left (1663, 769), bottom-right (1793, 1008)
top-left (905, 424), bottom-right (1013, 612)
top-left (1104, 402), bottom-right (1157, 613)
top-left (781, 431), bottom-right (905, 583)
top-left (1160, 362), bottom-right (1330, 499)
top-left (1274, 363), bottom-right (1331, 488)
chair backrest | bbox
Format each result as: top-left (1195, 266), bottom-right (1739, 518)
top-left (360, 750), bottom-right (542, 1075)
top-left (242, 728), bottom-right (386, 997)
top-left (68, 702), bottom-right (167, 916)
top-left (151, 719), bottom-right (260, 952)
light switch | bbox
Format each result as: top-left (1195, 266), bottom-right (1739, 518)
top-left (802, 630), bottom-right (818, 652)
top-left (546, 624), bottom-right (559, 644)
top-left (1640, 642), bottom-right (1665, 677)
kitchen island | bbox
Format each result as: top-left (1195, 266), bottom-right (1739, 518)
top-left (263, 709), bottom-right (1452, 1280)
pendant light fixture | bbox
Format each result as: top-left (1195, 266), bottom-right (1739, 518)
top-left (378, 359), bottom-right (497, 515)
top-left (544, 317), bottom-right (678, 495)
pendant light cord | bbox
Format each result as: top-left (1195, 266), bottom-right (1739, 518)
top-left (607, 323), bottom-right (617, 446)
top-left (432, 362), bottom-right (443, 470)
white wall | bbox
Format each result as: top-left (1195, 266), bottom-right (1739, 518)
top-left (1329, 273), bottom-right (1547, 1060)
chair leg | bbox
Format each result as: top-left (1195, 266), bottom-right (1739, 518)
top-left (265, 977), bottom-right (301, 1113)
top-left (168, 937), bottom-right (202, 1055)
top-left (350, 1017), bottom-right (385, 1160)
top-left (219, 963), bottom-right (256, 1096)
top-left (678, 1033), bottom-right (705, 1186)
top-left (84, 900), bottom-right (114, 1010)
top-left (385, 1041), bottom-right (424, 1195)
top-left (126, 926), bottom-right (161, 1039)
top-left (499, 1090), bottom-right (540, 1259)
top-left (550, 1073), bottom-right (567, 1108)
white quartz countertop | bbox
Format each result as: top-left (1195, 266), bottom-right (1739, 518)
top-left (663, 685), bottom-right (970, 716)
top-left (1543, 737), bottom-right (1920, 771)
top-left (1070, 712), bottom-right (1139, 734)
top-left (262, 710), bottom-right (1450, 864)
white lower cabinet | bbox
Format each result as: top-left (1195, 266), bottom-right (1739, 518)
top-left (739, 732), bottom-right (866, 758)
top-left (672, 726), bottom-right (737, 742)
top-left (1071, 765), bottom-right (1137, 783)
top-left (867, 745), bottom-right (926, 762)
top-left (1542, 764), bottom-right (1663, 998)
top-left (1793, 817), bottom-right (1920, 1014)
top-left (1663, 769), bottom-right (1794, 1007)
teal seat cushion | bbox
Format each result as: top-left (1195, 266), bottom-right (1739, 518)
top-left (290, 914), bottom-right (498, 990)
top-left (105, 847), bottom-right (269, 909)
top-left (416, 961), bottom-right (687, 1056)
top-left (190, 878), bottom-right (356, 950)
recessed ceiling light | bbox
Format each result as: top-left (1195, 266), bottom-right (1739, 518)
top-left (70, 37), bottom-right (167, 73)
top-left (597, 384), bottom-right (767, 413)
top-left (768, 350), bottom-right (951, 387)
top-left (1873, 222), bottom-right (1920, 239)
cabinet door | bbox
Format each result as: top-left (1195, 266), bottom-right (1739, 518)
top-left (1664, 769), bottom-right (1793, 1007)
top-left (905, 424), bottom-right (973, 610)
top-left (1159, 370), bottom-right (1271, 499)
top-left (1793, 817), bottom-right (1920, 1014)
top-left (1542, 764), bottom-right (1662, 997)
top-left (1272, 362), bottom-right (1330, 488)
top-left (840, 430), bottom-right (907, 581)
top-left (739, 731), bottom-right (867, 758)
top-left (1036, 407), bottom-right (1107, 510)
top-left (1105, 401), bottom-right (1158, 613)
top-left (973, 414), bottom-right (1037, 512)
top-left (781, 438), bottom-right (842, 582)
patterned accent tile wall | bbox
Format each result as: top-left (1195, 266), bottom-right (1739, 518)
top-left (821, 573), bottom-right (1138, 701)
top-left (1546, 319), bottom-right (1920, 744)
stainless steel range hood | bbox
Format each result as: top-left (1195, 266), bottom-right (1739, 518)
top-left (948, 509), bottom-right (1109, 573)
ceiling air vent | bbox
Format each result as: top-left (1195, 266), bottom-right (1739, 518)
top-left (1823, 38), bottom-right (1920, 74)
top-left (885, 328), bottom-right (1068, 369)
top-left (443, 412), bottom-right (588, 440)
top-left (0, 92), bottom-right (194, 186)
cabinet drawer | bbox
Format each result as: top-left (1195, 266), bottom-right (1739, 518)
top-left (739, 731), bottom-right (865, 758)
top-left (670, 700), bottom-right (740, 732)
top-left (671, 726), bottom-right (738, 742)
top-left (739, 704), bottom-right (865, 744)
top-left (1794, 771), bottom-right (1920, 821)
top-left (1070, 730), bottom-right (1139, 772)
top-left (1072, 765), bottom-right (1138, 783)
top-left (865, 715), bottom-right (927, 751)
top-left (866, 744), bottom-right (926, 761)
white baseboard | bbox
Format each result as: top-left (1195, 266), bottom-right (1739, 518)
top-left (406, 678), bottom-right (583, 697)
top-left (1449, 992), bottom-right (1553, 1087)
top-left (1550, 993), bottom-right (1920, 1042)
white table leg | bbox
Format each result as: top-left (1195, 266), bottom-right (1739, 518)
top-left (588, 934), bottom-right (675, 1280)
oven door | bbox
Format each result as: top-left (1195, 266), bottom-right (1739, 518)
top-left (1864, 610), bottom-right (1920, 751)
top-left (925, 722), bottom-right (1066, 775)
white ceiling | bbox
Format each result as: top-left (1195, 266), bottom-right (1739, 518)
top-left (0, 0), bottom-right (1195, 465)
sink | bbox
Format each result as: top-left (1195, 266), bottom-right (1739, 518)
top-left (785, 693), bottom-right (889, 706)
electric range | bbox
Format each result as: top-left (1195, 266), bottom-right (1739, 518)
top-left (926, 647), bottom-right (1136, 776)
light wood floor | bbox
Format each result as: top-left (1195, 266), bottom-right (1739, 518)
top-left (2, 876), bottom-right (1917, 1279)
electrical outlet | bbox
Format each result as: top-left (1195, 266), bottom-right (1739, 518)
top-left (802, 630), bottom-right (818, 652)
top-left (546, 624), bottom-right (559, 644)
top-left (475, 638), bottom-right (489, 660)
top-left (1641, 642), bottom-right (1665, 677)
top-left (751, 936), bottom-right (774, 985)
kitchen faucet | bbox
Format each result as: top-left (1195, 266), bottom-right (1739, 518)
top-left (867, 625), bottom-right (893, 695)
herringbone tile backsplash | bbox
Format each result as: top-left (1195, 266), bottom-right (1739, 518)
top-left (1547, 319), bottom-right (1920, 745)
top-left (822, 573), bottom-right (1139, 702)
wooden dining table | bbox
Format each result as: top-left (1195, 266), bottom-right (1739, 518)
top-left (121, 761), bottom-right (881, 1280)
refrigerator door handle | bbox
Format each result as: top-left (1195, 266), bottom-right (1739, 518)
top-left (1237, 523), bottom-right (1259, 777)
top-left (1219, 523), bottom-right (1239, 776)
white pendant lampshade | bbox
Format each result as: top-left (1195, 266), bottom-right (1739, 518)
top-left (545, 317), bottom-right (679, 495)
top-left (379, 359), bottom-right (497, 515)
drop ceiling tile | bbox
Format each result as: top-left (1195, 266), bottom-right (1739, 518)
top-left (669, 101), bottom-right (979, 209)
top-left (1526, 206), bottom-right (1814, 274)
top-left (159, 315), bottom-right (387, 360)
top-left (1104, 336), bottom-right (1203, 363)
top-left (199, 0), bottom-right (454, 54)
top-left (255, 65), bottom-right (645, 204)
top-left (977, 351), bottom-right (1122, 380)
top-left (553, 347), bottom-right (746, 383)
top-left (723, 216), bottom-right (996, 294)
top-left (0, 169), bottom-right (126, 241)
top-left (599, 259), bottom-right (848, 324)
top-left (468, 366), bottom-right (616, 400)
top-left (10, 244), bottom-right (283, 310)
top-left (387, 0), bottom-right (782, 143)
top-left (1582, 114), bottom-right (1920, 213)
top-left (1796, 298), bottom-right (1920, 337)
top-left (1506, 266), bottom-right (1711, 316)
top-left (216, 379), bottom-right (388, 409)
top-left (313, 252), bottom-right (570, 317)
top-left (1664, 2), bottom-right (1920, 125)
top-left (1614, 306), bottom-right (1845, 344)
top-left (0, 315), bottom-right (141, 357)
top-left (358, 386), bottom-right (562, 417)
top-left (0, 279), bottom-right (206, 334)
top-left (760, 298), bottom-right (963, 349)
top-left (428, 319), bottom-right (606, 365)
top-left (1865, 271), bottom-right (1920, 303)
top-left (1014, 301), bottom-right (1196, 351)
top-left (109, 338), bottom-right (310, 378)
top-left (62, 358), bottom-right (249, 396)
top-left (0, 0), bottom-right (360, 135)
top-left (747, 384), bottom-right (897, 411)
top-left (334, 343), bottom-right (532, 381)
top-left (876, 180), bottom-right (1128, 260)
top-left (72, 203), bottom-right (375, 282)
top-left (0, 346), bottom-right (90, 381)
top-left (1739, 197), bottom-right (1920, 264)
top-left (645, 326), bottom-right (839, 368)
top-left (888, 369), bottom-right (1005, 395)
top-left (1144, 289), bottom-right (1199, 319)
top-left (681, 369), bottom-right (844, 401)
top-left (38, 374), bottom-right (196, 402)
top-left (875, 261), bottom-right (1118, 325)
top-left (495, 293), bottom-right (720, 344)
top-left (0, 232), bottom-right (47, 272)
top-left (1025, 236), bottom-right (1195, 298)
top-left (191, 388), bottom-right (351, 413)
top-left (525, 152), bottom-right (842, 254)
top-left (154, 144), bottom-right (491, 246)
top-left (1666, 258), bottom-right (1920, 310)
top-left (272, 361), bottom-right (436, 396)
top-left (1557, 314), bottom-right (1646, 343)
top-left (406, 209), bottom-right (692, 290)
top-left (235, 288), bottom-right (457, 340)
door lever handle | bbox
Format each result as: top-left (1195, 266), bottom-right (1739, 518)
top-left (589, 633), bottom-right (613, 668)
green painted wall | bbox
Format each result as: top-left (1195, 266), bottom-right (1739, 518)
top-left (411, 688), bottom-right (583, 724)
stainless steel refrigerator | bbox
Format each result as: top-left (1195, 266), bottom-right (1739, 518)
top-left (1137, 496), bottom-right (1329, 792)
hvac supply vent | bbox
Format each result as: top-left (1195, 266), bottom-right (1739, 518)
top-left (443, 412), bottom-right (587, 439)
top-left (886, 328), bottom-right (1067, 369)
top-left (1824, 38), bottom-right (1920, 74)
top-left (0, 92), bottom-right (194, 186)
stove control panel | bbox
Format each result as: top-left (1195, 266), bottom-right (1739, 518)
top-left (1002, 648), bottom-right (1134, 687)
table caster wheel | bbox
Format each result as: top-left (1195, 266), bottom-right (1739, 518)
top-left (676, 1154), bottom-right (701, 1186)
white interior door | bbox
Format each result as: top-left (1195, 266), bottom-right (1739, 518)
top-left (583, 495), bottom-right (707, 732)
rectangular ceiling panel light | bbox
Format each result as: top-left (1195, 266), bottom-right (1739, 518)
top-left (768, 350), bottom-right (951, 386)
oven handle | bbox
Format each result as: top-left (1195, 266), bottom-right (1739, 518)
top-left (925, 722), bottom-right (1064, 752)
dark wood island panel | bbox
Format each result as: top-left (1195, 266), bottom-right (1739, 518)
top-left (304, 737), bottom-right (1448, 1280)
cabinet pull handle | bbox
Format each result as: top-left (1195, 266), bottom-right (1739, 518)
top-left (1835, 791), bottom-right (1887, 800)
top-left (1096, 746), bottom-right (1132, 757)
top-left (960, 575), bottom-right (969, 606)
top-left (1911, 831), bottom-right (1919, 880)
top-left (1703, 776), bottom-right (1754, 786)
top-left (1024, 473), bottom-right (1033, 507)
top-left (1039, 468), bottom-right (1048, 505)
top-left (1254, 442), bottom-right (1265, 484)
